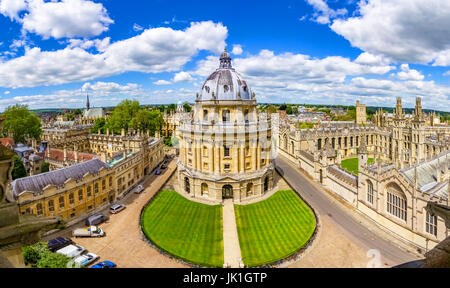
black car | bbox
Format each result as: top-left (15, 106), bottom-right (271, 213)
top-left (48, 237), bottom-right (73, 252)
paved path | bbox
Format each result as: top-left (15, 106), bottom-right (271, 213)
top-left (44, 159), bottom-right (187, 268)
top-left (275, 155), bottom-right (420, 267)
top-left (222, 199), bottom-right (242, 268)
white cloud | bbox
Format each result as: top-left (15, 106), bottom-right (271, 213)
top-left (354, 52), bottom-right (390, 66)
top-left (4, 90), bottom-right (10, 95)
top-left (67, 37), bottom-right (110, 52)
top-left (133, 23), bottom-right (144, 32)
top-left (0, 0), bottom-right (27, 21)
top-left (2, 0), bottom-right (114, 39)
top-left (306, 0), bottom-right (347, 24)
top-left (232, 44), bottom-right (243, 55)
top-left (443, 71), bottom-right (450, 76)
top-left (153, 80), bottom-right (172, 85)
top-left (191, 50), bottom-right (449, 111)
top-left (173, 71), bottom-right (194, 83)
top-left (396, 64), bottom-right (424, 81)
top-left (0, 21), bottom-right (228, 88)
top-left (330, 0), bottom-right (450, 64)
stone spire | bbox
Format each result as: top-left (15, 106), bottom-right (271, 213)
top-left (414, 97), bottom-right (424, 121)
top-left (86, 93), bottom-right (90, 110)
top-left (395, 97), bottom-right (403, 118)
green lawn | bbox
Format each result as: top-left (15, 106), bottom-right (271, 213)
top-left (234, 190), bottom-right (316, 267)
top-left (340, 157), bottom-right (374, 175)
top-left (141, 190), bottom-right (223, 267)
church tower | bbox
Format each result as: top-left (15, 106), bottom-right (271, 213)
top-left (356, 100), bottom-right (367, 125)
top-left (392, 97), bottom-right (406, 166)
top-left (86, 93), bottom-right (90, 111)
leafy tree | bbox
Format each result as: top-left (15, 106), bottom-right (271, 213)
top-left (106, 100), bottom-right (141, 134)
top-left (167, 104), bottom-right (176, 113)
top-left (12, 155), bottom-right (27, 180)
top-left (164, 137), bottom-right (172, 147)
top-left (73, 109), bottom-right (82, 115)
top-left (90, 118), bottom-right (107, 134)
top-left (158, 105), bottom-right (165, 113)
top-left (266, 105), bottom-right (278, 114)
top-left (36, 252), bottom-right (71, 268)
top-left (183, 103), bottom-right (192, 112)
top-left (129, 109), bottom-right (163, 136)
top-left (2, 104), bottom-right (42, 143)
top-left (40, 162), bottom-right (50, 173)
top-left (286, 105), bottom-right (293, 115)
top-left (66, 113), bottom-right (75, 121)
top-left (22, 242), bottom-right (49, 267)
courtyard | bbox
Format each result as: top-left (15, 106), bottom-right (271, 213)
top-left (340, 157), bottom-right (374, 175)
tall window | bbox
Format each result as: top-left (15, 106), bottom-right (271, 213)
top-left (203, 110), bottom-right (208, 121)
top-left (426, 211), bottom-right (437, 236)
top-left (244, 109), bottom-right (249, 123)
top-left (94, 183), bottom-right (99, 194)
top-left (87, 186), bottom-right (92, 197)
top-left (387, 185), bottom-right (407, 221)
top-left (36, 203), bottom-right (43, 215)
top-left (59, 196), bottom-right (65, 209)
top-left (48, 200), bottom-right (54, 212)
top-left (264, 176), bottom-right (269, 192)
top-left (367, 181), bottom-right (374, 204)
top-left (69, 193), bottom-right (74, 205)
top-left (201, 183), bottom-right (208, 196)
top-left (224, 146), bottom-right (230, 157)
top-left (184, 177), bottom-right (190, 194)
top-left (222, 110), bottom-right (230, 122)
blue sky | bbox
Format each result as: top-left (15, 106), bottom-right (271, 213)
top-left (0, 0), bottom-right (449, 111)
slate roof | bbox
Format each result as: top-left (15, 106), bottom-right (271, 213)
top-left (83, 108), bottom-right (105, 118)
top-left (11, 159), bottom-right (109, 198)
top-left (400, 151), bottom-right (449, 198)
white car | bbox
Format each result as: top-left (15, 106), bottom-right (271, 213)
top-left (73, 253), bottom-right (99, 267)
top-left (56, 244), bottom-right (86, 259)
top-left (134, 184), bottom-right (144, 194)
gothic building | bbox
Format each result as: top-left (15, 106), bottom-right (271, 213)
top-left (279, 97), bottom-right (450, 250)
top-left (176, 49), bottom-right (275, 202)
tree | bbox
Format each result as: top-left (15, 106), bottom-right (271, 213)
top-left (167, 104), bottom-right (176, 113)
top-left (36, 252), bottom-right (71, 268)
top-left (106, 100), bottom-right (141, 134)
top-left (73, 109), bottom-right (82, 115)
top-left (40, 162), bottom-right (50, 173)
top-left (12, 155), bottom-right (27, 180)
top-left (90, 118), bottom-right (107, 134)
top-left (183, 103), bottom-right (192, 112)
top-left (66, 113), bottom-right (75, 121)
top-left (2, 104), bottom-right (42, 143)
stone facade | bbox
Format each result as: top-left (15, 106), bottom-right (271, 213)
top-left (279, 96), bottom-right (450, 251)
top-left (177, 50), bottom-right (275, 203)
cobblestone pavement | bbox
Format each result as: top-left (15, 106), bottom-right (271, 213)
top-left (44, 159), bottom-right (187, 268)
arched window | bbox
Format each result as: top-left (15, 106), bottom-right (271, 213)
top-left (203, 110), bottom-right (208, 121)
top-left (201, 183), bottom-right (208, 196)
top-left (246, 183), bottom-right (253, 196)
top-left (367, 180), bottom-right (374, 204)
top-left (426, 211), bottom-right (437, 236)
top-left (386, 183), bottom-right (407, 221)
top-left (184, 177), bottom-right (190, 194)
top-left (222, 110), bottom-right (231, 122)
top-left (264, 176), bottom-right (269, 193)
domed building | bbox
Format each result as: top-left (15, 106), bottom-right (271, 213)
top-left (176, 49), bottom-right (275, 202)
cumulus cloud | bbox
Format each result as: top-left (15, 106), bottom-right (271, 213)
top-left (191, 50), bottom-right (449, 111)
top-left (232, 44), bottom-right (243, 55)
top-left (153, 80), bottom-right (172, 85)
top-left (396, 64), bottom-right (424, 81)
top-left (330, 0), bottom-right (450, 64)
top-left (0, 21), bottom-right (228, 88)
top-left (0, 0), bottom-right (27, 21)
top-left (307, 0), bottom-right (347, 24)
top-left (173, 71), bottom-right (194, 83)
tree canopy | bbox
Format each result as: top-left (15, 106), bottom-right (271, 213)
top-left (105, 100), bottom-right (164, 136)
top-left (12, 155), bottom-right (27, 180)
top-left (2, 104), bottom-right (42, 143)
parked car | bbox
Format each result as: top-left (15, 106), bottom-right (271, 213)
top-left (110, 204), bottom-right (126, 214)
top-left (56, 244), bottom-right (86, 259)
top-left (85, 214), bottom-right (109, 226)
top-left (155, 169), bottom-right (161, 175)
top-left (73, 253), bottom-right (99, 267)
top-left (134, 185), bottom-right (144, 194)
top-left (91, 260), bottom-right (116, 268)
top-left (72, 226), bottom-right (105, 238)
top-left (160, 164), bottom-right (167, 169)
top-left (48, 237), bottom-right (73, 252)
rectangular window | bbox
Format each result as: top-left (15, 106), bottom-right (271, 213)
top-left (59, 197), bottom-right (65, 209)
top-left (78, 190), bottom-right (83, 201)
top-left (48, 200), bottom-right (54, 212)
top-left (69, 193), bottom-right (74, 205)
top-left (224, 146), bottom-right (230, 157)
top-left (426, 212), bottom-right (437, 236)
top-left (102, 180), bottom-right (106, 191)
top-left (94, 183), bottom-right (99, 194)
top-left (224, 164), bottom-right (230, 170)
top-left (87, 186), bottom-right (92, 197)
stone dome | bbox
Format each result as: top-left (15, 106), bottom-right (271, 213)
top-left (198, 49), bottom-right (253, 101)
